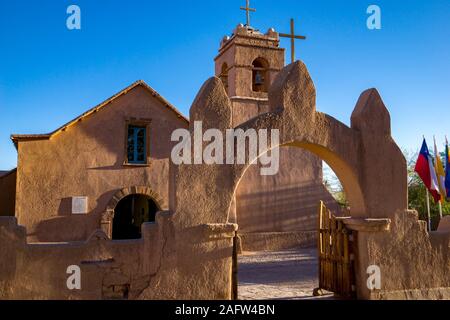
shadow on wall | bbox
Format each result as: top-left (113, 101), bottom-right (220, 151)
top-left (33, 190), bottom-right (120, 242)
top-left (237, 182), bottom-right (341, 233)
top-left (57, 198), bottom-right (73, 216)
top-left (73, 86), bottom-right (186, 170)
top-left (30, 213), bottom-right (102, 243)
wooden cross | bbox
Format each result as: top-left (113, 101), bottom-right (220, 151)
top-left (240, 0), bottom-right (256, 27)
top-left (279, 18), bottom-right (307, 64)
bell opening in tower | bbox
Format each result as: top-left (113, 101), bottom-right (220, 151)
top-left (252, 57), bottom-right (269, 93)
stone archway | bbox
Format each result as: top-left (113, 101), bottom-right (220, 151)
top-left (172, 60), bottom-right (407, 230)
top-left (228, 141), bottom-right (366, 225)
top-left (101, 186), bottom-right (163, 239)
top-left (165, 60), bottom-right (408, 299)
top-left (228, 140), bottom-right (367, 297)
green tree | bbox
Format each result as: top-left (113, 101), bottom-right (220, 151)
top-left (323, 162), bottom-right (348, 209)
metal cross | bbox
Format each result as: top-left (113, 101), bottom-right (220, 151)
top-left (279, 18), bottom-right (307, 64)
top-left (240, 0), bottom-right (256, 27)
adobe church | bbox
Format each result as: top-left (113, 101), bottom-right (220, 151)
top-left (1, 5), bottom-right (449, 300)
top-left (0, 22), bottom-right (339, 247)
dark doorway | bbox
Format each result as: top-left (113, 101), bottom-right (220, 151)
top-left (112, 194), bottom-right (159, 240)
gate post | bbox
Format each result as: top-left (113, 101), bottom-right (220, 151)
top-left (232, 232), bottom-right (238, 300)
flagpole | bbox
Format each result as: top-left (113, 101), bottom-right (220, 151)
top-left (446, 135), bottom-right (449, 203)
top-left (434, 135), bottom-right (443, 220)
top-left (426, 189), bottom-right (431, 232)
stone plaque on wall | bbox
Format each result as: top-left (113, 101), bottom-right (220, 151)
top-left (72, 196), bottom-right (88, 215)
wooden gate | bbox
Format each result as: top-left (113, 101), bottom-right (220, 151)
top-left (317, 201), bottom-right (355, 298)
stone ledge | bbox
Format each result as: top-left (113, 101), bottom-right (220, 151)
top-left (342, 218), bottom-right (391, 232)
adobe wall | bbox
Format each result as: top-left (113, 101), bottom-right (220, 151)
top-left (0, 215), bottom-right (236, 300)
top-left (229, 99), bottom-right (271, 125)
top-left (0, 170), bottom-right (16, 216)
top-left (238, 231), bottom-right (316, 252)
top-left (235, 150), bottom-right (341, 234)
top-left (230, 94), bottom-right (342, 238)
top-left (438, 216), bottom-right (450, 232)
top-left (15, 86), bottom-right (188, 243)
top-left (350, 210), bottom-right (450, 299)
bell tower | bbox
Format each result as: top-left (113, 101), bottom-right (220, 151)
top-left (214, 24), bottom-right (285, 126)
top-left (215, 6), bottom-right (341, 251)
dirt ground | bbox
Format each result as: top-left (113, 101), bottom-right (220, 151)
top-left (238, 247), bottom-right (334, 300)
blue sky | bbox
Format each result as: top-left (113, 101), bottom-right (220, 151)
top-left (0, 0), bottom-right (449, 170)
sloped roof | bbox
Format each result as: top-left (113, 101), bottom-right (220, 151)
top-left (11, 80), bottom-right (189, 148)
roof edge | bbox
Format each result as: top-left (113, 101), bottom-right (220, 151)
top-left (11, 80), bottom-right (189, 149)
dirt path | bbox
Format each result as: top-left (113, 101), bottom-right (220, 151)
top-left (238, 248), bottom-right (333, 300)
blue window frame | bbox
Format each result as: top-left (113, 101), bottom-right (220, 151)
top-left (127, 125), bottom-right (147, 164)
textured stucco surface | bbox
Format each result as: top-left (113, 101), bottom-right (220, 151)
top-left (0, 215), bottom-right (237, 300)
top-left (353, 210), bottom-right (450, 299)
top-left (14, 85), bottom-right (188, 243)
top-left (238, 231), bottom-right (316, 251)
top-left (438, 216), bottom-right (450, 232)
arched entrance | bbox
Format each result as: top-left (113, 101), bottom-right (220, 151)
top-left (228, 141), bottom-right (365, 225)
top-left (112, 194), bottom-right (160, 240)
top-left (171, 60), bottom-right (407, 300)
top-left (231, 143), bottom-right (352, 299)
top-left (101, 186), bottom-right (164, 239)
top-left (232, 145), bottom-right (350, 239)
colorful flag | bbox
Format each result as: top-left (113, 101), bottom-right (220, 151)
top-left (434, 137), bottom-right (447, 201)
top-left (446, 137), bottom-right (450, 200)
top-left (415, 139), bottom-right (441, 203)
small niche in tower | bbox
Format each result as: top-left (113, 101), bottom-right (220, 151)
top-left (252, 57), bottom-right (269, 93)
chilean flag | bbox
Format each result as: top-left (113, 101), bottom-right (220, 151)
top-left (415, 139), bottom-right (441, 203)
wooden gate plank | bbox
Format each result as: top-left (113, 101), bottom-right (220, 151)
top-left (317, 201), bottom-right (355, 298)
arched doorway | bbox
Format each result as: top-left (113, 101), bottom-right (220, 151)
top-left (228, 141), bottom-right (365, 225)
top-left (232, 146), bottom-right (344, 241)
top-left (232, 143), bottom-right (351, 299)
top-left (112, 194), bottom-right (160, 240)
top-left (101, 186), bottom-right (164, 239)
